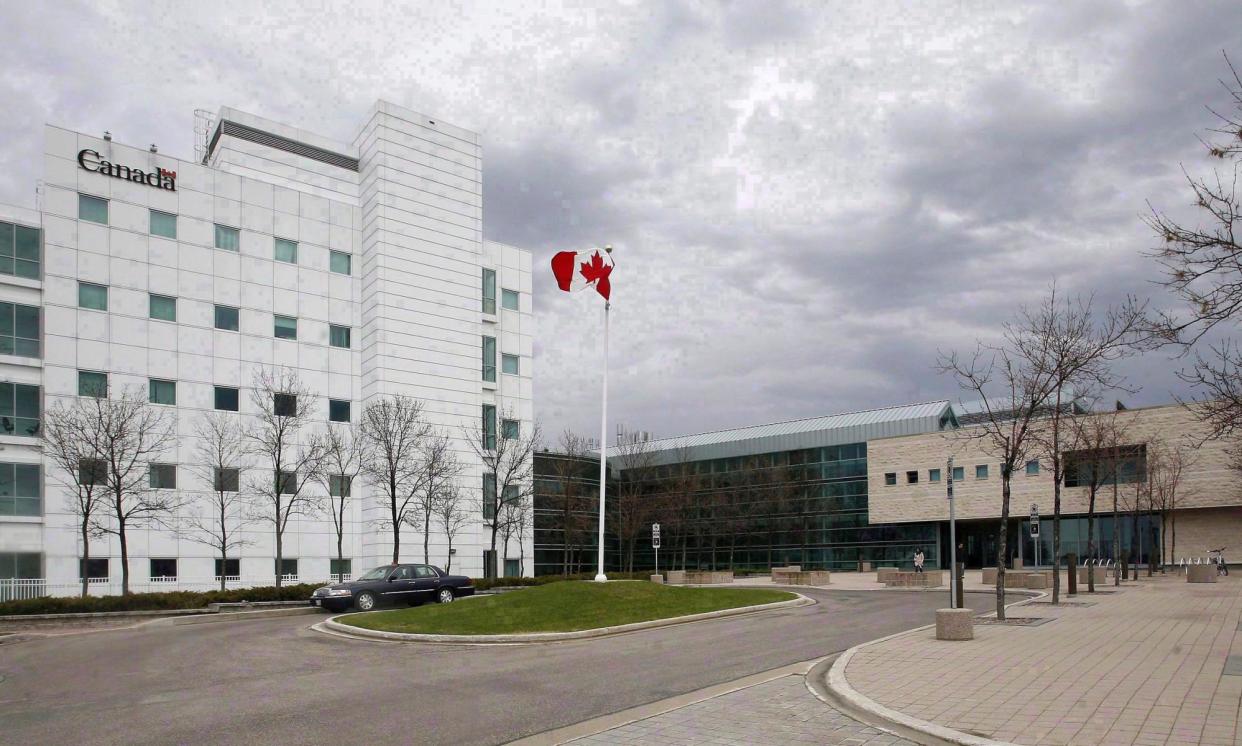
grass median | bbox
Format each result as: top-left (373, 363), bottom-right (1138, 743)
top-left (336, 581), bottom-right (797, 635)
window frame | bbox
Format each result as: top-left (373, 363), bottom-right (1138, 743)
top-left (273, 393), bottom-right (297, 418)
top-left (501, 419), bottom-right (519, 440)
top-left (884, 472), bottom-right (897, 486)
top-left (1025, 459), bottom-right (1040, 476)
top-left (906, 470), bottom-right (919, 484)
top-left (79, 557), bottom-right (109, 580)
top-left (214, 557), bottom-right (240, 580)
top-left (928, 468), bottom-right (941, 483)
top-left (329, 324), bottom-right (351, 349)
top-left (214, 304), bottom-right (240, 332)
top-left (213, 467), bottom-right (240, 493)
top-left (149, 558), bottom-right (177, 579)
top-left (482, 336), bottom-right (496, 383)
top-left (482, 404), bottom-right (497, 451)
top-left (148, 378), bottom-right (176, 406)
top-left (328, 399), bottom-right (351, 423)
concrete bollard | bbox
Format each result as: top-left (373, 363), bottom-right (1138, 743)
top-left (1187, 564), bottom-right (1218, 583)
top-left (649, 574), bottom-right (664, 584)
top-left (936, 608), bottom-right (974, 641)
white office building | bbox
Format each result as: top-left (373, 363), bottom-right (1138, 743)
top-left (0, 101), bottom-right (534, 597)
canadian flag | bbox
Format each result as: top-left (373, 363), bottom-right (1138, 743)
top-left (550, 249), bottom-right (613, 301)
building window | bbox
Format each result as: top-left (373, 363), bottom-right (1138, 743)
top-left (274, 315), bottom-right (297, 340)
top-left (277, 471), bottom-right (297, 495)
top-left (214, 467), bottom-right (240, 492)
top-left (906, 470), bottom-right (918, 484)
top-left (482, 268), bottom-right (496, 314)
top-left (149, 558), bottom-right (177, 580)
top-left (482, 336), bottom-right (496, 382)
top-left (214, 224), bottom-right (239, 251)
top-left (483, 473), bottom-right (497, 520)
top-left (149, 463), bottom-right (177, 489)
top-left (975, 464), bottom-right (989, 480)
top-left (929, 468), bottom-right (941, 483)
top-left (502, 289), bottom-right (519, 311)
top-left (0, 302), bottom-right (40, 358)
top-left (79, 194), bottom-right (108, 224)
top-left (148, 379), bottom-right (176, 405)
top-left (274, 238), bottom-right (298, 264)
top-left (0, 463), bottom-right (41, 517)
top-left (0, 383), bottom-right (39, 438)
top-left (502, 419), bottom-right (519, 440)
top-left (884, 472), bottom-right (896, 486)
top-left (329, 399), bottom-right (351, 423)
top-left (1026, 459), bottom-right (1040, 476)
top-left (79, 557), bottom-right (109, 580)
top-left (149, 210), bottom-right (177, 239)
top-left (276, 558), bottom-right (298, 578)
top-left (502, 354), bottom-right (519, 375)
top-left (214, 557), bottom-right (240, 580)
top-left (329, 474), bottom-right (351, 497)
top-left (330, 250), bottom-right (352, 275)
top-left (504, 559), bottom-right (520, 578)
top-left (483, 404), bottom-right (496, 451)
top-left (214, 304), bottom-right (239, 331)
top-left (79, 458), bottom-right (106, 486)
top-left (0, 220), bottom-right (40, 279)
top-left (78, 282), bottom-right (108, 311)
top-left (0, 551), bottom-right (41, 579)
top-left (952, 466), bottom-right (964, 481)
top-left (330, 558), bottom-right (352, 579)
top-left (149, 294), bottom-right (177, 322)
top-left (79, 371), bottom-right (108, 398)
top-left (329, 324), bottom-right (351, 348)
top-left (214, 386), bottom-right (239, 412)
top-left (273, 393), bottom-right (296, 417)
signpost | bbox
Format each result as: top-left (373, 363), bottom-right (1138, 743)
top-left (1030, 503), bottom-right (1041, 568)
top-left (652, 523), bottom-right (661, 575)
top-left (947, 456), bottom-right (957, 609)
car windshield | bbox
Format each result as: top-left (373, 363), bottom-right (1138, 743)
top-left (356, 566), bottom-right (395, 581)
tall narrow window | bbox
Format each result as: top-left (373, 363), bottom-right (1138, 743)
top-left (214, 224), bottom-right (240, 251)
top-left (214, 304), bottom-right (239, 331)
top-left (482, 404), bottom-right (496, 451)
top-left (274, 238), bottom-right (298, 264)
top-left (0, 463), bottom-right (41, 517)
top-left (0, 221), bottom-right (40, 279)
top-left (79, 194), bottom-right (108, 224)
top-left (149, 294), bottom-right (177, 322)
top-left (482, 268), bottom-right (496, 314)
top-left (502, 354), bottom-right (519, 375)
top-left (78, 282), bottom-right (108, 311)
top-left (78, 371), bottom-right (107, 398)
top-left (329, 324), bottom-right (351, 348)
top-left (330, 250), bottom-right (352, 275)
top-left (502, 289), bottom-right (519, 311)
top-left (0, 302), bottom-right (40, 358)
top-left (482, 336), bottom-right (496, 382)
top-left (148, 379), bottom-right (176, 405)
top-left (149, 210), bottom-right (177, 239)
top-left (274, 315), bottom-right (297, 340)
top-left (483, 473), bottom-right (497, 520)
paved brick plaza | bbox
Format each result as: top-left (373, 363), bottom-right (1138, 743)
top-left (843, 573), bottom-right (1242, 745)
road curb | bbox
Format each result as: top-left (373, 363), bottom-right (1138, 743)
top-left (816, 590), bottom-right (1043, 746)
top-left (319, 592), bottom-right (813, 644)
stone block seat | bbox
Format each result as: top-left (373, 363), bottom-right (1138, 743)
top-left (770, 566), bottom-right (802, 583)
top-left (882, 570), bottom-right (944, 587)
top-left (936, 608), bottom-right (973, 640)
top-left (684, 570), bottom-right (734, 585)
top-left (772, 569), bottom-right (831, 586)
top-left (876, 567), bottom-right (901, 582)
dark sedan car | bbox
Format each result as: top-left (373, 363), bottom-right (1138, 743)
top-left (310, 563), bottom-right (474, 612)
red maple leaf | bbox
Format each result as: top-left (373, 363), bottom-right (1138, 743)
top-left (579, 251), bottom-right (613, 300)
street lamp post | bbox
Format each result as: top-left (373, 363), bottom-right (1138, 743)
top-left (948, 455), bottom-right (957, 609)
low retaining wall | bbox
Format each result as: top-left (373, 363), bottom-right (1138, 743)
top-left (876, 567), bottom-right (901, 583)
top-left (882, 570), bottom-right (943, 587)
top-left (685, 571), bottom-right (734, 585)
top-left (774, 570), bottom-right (831, 586)
top-left (1187, 564), bottom-right (1218, 583)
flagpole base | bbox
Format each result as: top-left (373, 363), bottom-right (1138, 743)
top-left (594, 573), bottom-right (608, 583)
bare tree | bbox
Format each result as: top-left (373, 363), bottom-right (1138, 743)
top-left (243, 369), bottom-right (325, 588)
top-left (464, 407), bottom-right (540, 579)
top-left (414, 429), bottom-right (463, 564)
top-left (182, 412), bottom-right (253, 590)
top-left (42, 398), bottom-right (108, 597)
top-left (1066, 409), bottom-right (1129, 592)
top-left (498, 483), bottom-right (532, 576)
top-left (80, 387), bottom-right (180, 595)
top-left (433, 473), bottom-right (470, 574)
top-left (939, 337), bottom-right (1059, 620)
top-left (613, 429), bottom-right (657, 573)
top-left (547, 431), bottom-right (593, 575)
top-left (1151, 441), bottom-right (1190, 569)
top-left (358, 395), bottom-right (429, 565)
top-left (315, 421), bottom-right (367, 578)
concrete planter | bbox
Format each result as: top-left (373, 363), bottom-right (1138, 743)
top-left (773, 570), bottom-right (831, 586)
top-left (1187, 564), bottom-right (1218, 583)
top-left (881, 570), bottom-right (943, 588)
top-left (649, 574), bottom-right (664, 584)
top-left (666, 570), bottom-right (686, 585)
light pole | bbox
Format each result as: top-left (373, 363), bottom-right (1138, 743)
top-left (948, 455), bottom-right (957, 609)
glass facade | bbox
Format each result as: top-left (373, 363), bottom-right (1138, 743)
top-left (0, 220), bottom-right (40, 279)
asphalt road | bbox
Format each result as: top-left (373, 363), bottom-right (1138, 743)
top-left (0, 588), bottom-right (1005, 745)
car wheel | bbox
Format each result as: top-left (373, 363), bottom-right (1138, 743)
top-left (437, 588), bottom-right (455, 604)
top-left (355, 591), bottom-right (377, 611)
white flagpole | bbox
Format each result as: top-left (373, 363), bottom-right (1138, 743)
top-left (595, 296), bottom-right (610, 582)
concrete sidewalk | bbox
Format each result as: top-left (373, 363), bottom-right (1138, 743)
top-left (836, 573), bottom-right (1242, 745)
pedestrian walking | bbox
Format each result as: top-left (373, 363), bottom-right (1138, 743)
top-left (913, 548), bottom-right (925, 574)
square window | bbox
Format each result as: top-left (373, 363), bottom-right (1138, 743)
top-left (0, 463), bottom-right (41, 517)
top-left (149, 463), bottom-right (177, 489)
top-left (214, 224), bottom-right (239, 251)
top-left (1026, 459), bottom-right (1040, 476)
top-left (929, 468), bottom-right (941, 482)
top-left (906, 470), bottom-right (919, 484)
top-left (149, 294), bottom-right (176, 322)
top-left (78, 282), bottom-right (108, 311)
top-left (482, 268), bottom-right (496, 314)
top-left (975, 464), bottom-right (989, 480)
top-left (952, 466), bottom-right (964, 481)
top-left (214, 386), bottom-right (239, 412)
top-left (502, 419), bottom-right (519, 440)
top-left (0, 221), bottom-right (41, 280)
top-left (149, 558), bottom-right (177, 579)
top-left (329, 399), bottom-right (351, 423)
top-left (501, 289), bottom-right (519, 311)
top-left (79, 557), bottom-right (109, 580)
top-left (330, 558), bottom-right (352, 578)
top-left (504, 558), bottom-right (520, 578)
top-left (148, 379), bottom-right (176, 405)
top-left (482, 336), bottom-right (496, 383)
top-left (149, 210), bottom-right (177, 239)
top-left (214, 304), bottom-right (239, 331)
top-left (214, 467), bottom-right (240, 492)
top-left (329, 324), bottom-right (351, 348)
top-left (214, 558), bottom-right (240, 579)
top-left (884, 472), bottom-right (896, 486)
top-left (330, 250), bottom-right (352, 275)
top-left (502, 354), bottom-right (519, 375)
top-left (0, 302), bottom-right (41, 358)
top-left (79, 194), bottom-right (108, 224)
top-left (276, 558), bottom-right (298, 577)
top-left (274, 393), bottom-right (296, 417)
top-left (78, 458), bottom-right (106, 486)
top-left (274, 238), bottom-right (298, 264)
top-left (274, 315), bottom-right (297, 340)
top-left (329, 474), bottom-right (352, 497)
top-left (79, 371), bottom-right (107, 398)
top-left (277, 471), bottom-right (297, 495)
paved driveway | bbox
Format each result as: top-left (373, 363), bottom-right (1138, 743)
top-left (0, 588), bottom-right (1001, 745)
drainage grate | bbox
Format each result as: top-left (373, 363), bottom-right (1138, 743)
top-left (974, 616), bottom-right (1054, 626)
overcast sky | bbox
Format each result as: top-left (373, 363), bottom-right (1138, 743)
top-left (3, 1), bottom-right (1241, 445)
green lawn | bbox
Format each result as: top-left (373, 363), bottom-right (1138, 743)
top-left (336, 581), bottom-right (795, 635)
